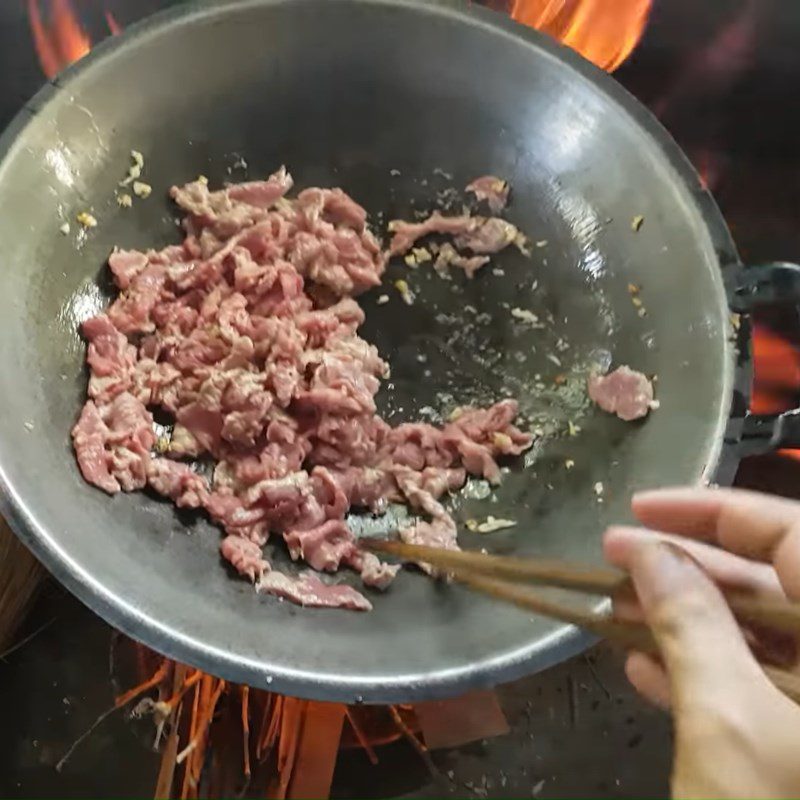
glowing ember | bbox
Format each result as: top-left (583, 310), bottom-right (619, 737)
top-left (114, 655), bottom-right (424, 799)
top-left (750, 323), bottom-right (800, 463)
top-left (509, 0), bottom-right (652, 72)
top-left (27, 0), bottom-right (122, 79)
top-left (752, 323), bottom-right (800, 414)
top-left (88, 640), bottom-right (506, 799)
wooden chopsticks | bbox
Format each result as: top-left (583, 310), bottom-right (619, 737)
top-left (363, 539), bottom-right (800, 704)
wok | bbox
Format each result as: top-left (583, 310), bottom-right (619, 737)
top-left (0, 0), bottom-right (797, 703)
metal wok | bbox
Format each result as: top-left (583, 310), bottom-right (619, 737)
top-left (0, 0), bottom-right (797, 703)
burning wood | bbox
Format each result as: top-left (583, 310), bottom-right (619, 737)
top-left (77, 643), bottom-right (509, 800)
top-left (107, 652), bottom-right (425, 799)
top-left (0, 519), bottom-right (45, 655)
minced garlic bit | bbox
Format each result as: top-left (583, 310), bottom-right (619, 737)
top-left (565, 459), bottom-right (575, 470)
top-left (116, 193), bottom-right (133, 208)
top-left (475, 516), bottom-right (517, 534)
top-left (197, 174), bottom-right (209, 185)
top-left (23, 421), bottom-right (34, 432)
top-left (404, 253), bottom-right (418, 267)
top-left (411, 246), bottom-right (432, 264)
top-left (511, 307), bottom-right (543, 328)
top-left (76, 211), bottom-right (97, 228)
top-left (155, 435), bottom-right (170, 454)
top-left (535, 240), bottom-right (548, 248)
top-left (567, 420), bottom-right (581, 437)
top-left (628, 283), bottom-right (640, 295)
top-left (594, 482), bottom-right (605, 501)
top-left (492, 432), bottom-right (513, 450)
top-left (514, 232), bottom-right (532, 256)
top-left (376, 294), bottom-right (390, 306)
top-left (466, 516), bottom-right (516, 533)
top-left (631, 215), bottom-right (644, 232)
top-left (132, 181), bottom-right (152, 199)
top-left (394, 279), bottom-right (415, 306)
top-left (120, 150), bottom-right (144, 187)
top-left (59, 222), bottom-right (70, 235)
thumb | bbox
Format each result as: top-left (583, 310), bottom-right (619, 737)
top-left (628, 541), bottom-right (765, 714)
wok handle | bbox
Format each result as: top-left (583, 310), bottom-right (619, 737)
top-left (728, 261), bottom-right (800, 313)
top-left (726, 261), bottom-right (800, 454)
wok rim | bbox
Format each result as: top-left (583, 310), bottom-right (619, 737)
top-left (0, 0), bottom-right (742, 702)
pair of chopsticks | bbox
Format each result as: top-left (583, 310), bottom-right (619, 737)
top-left (363, 539), bottom-right (800, 704)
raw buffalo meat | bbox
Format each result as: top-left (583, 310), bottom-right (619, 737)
top-left (72, 167), bottom-right (533, 611)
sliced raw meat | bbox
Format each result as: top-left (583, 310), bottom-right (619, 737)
top-left (433, 243), bottom-right (490, 279)
top-left (221, 536), bottom-right (269, 582)
top-left (259, 570), bottom-right (372, 611)
top-left (387, 212), bottom-right (476, 256)
top-left (400, 514), bottom-right (458, 552)
top-left (108, 249), bottom-right (148, 290)
top-left (83, 315), bottom-right (138, 403)
top-left (466, 175), bottom-right (510, 214)
top-left (72, 401), bottom-right (119, 494)
top-left (74, 168), bottom-right (534, 612)
top-left (356, 552), bottom-right (401, 590)
top-left (284, 519), bottom-right (357, 573)
top-left (147, 459), bottom-right (209, 508)
top-left (72, 392), bottom-right (155, 494)
top-left (388, 210), bottom-right (522, 260)
top-left (455, 217), bottom-right (521, 255)
top-left (588, 366), bottom-right (657, 422)
top-left (227, 169), bottom-right (295, 208)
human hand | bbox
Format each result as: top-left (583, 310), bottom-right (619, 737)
top-left (603, 488), bottom-right (800, 799)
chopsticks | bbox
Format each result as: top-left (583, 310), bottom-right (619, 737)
top-left (363, 539), bottom-right (800, 704)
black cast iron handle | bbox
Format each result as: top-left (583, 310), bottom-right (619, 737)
top-left (726, 262), bottom-right (800, 457)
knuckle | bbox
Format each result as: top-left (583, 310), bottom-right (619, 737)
top-left (649, 587), bottom-right (714, 637)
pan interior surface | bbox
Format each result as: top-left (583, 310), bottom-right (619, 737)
top-left (0, 0), bottom-right (734, 700)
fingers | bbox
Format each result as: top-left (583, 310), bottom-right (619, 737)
top-left (604, 525), bottom-right (785, 600)
top-left (632, 488), bottom-right (800, 600)
top-left (626, 541), bottom-right (766, 716)
top-left (632, 488), bottom-right (799, 554)
top-left (625, 651), bottom-right (671, 710)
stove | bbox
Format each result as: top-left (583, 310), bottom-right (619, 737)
top-left (1, 1), bottom-right (800, 797)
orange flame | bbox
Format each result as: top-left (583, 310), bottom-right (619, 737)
top-left (750, 324), bottom-right (800, 464)
top-left (510, 0), bottom-right (652, 72)
top-left (751, 324), bottom-right (800, 418)
top-left (27, 0), bottom-right (122, 79)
